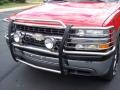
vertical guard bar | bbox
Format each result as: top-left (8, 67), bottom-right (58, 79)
top-left (8, 20), bottom-right (18, 62)
top-left (59, 25), bottom-right (72, 75)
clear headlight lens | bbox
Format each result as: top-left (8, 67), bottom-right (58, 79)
top-left (76, 29), bottom-right (108, 37)
top-left (75, 43), bottom-right (110, 50)
top-left (75, 44), bottom-right (99, 50)
top-left (76, 30), bottom-right (85, 36)
top-left (73, 29), bottom-right (110, 50)
top-left (86, 30), bottom-right (104, 36)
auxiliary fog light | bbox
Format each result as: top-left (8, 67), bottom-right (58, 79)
top-left (45, 38), bottom-right (56, 50)
top-left (13, 31), bottom-right (22, 43)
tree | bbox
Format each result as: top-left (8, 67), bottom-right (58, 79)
top-left (0, 0), bottom-right (9, 5)
top-left (15, 0), bottom-right (26, 3)
top-left (0, 0), bottom-right (26, 5)
top-left (9, 0), bottom-right (26, 3)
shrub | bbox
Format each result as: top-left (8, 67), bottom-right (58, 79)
top-left (17, 0), bottom-right (26, 3)
top-left (9, 0), bottom-right (26, 3)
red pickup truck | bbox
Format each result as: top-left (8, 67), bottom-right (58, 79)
top-left (5, 0), bottom-right (120, 80)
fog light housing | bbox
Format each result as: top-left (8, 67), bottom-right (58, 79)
top-left (45, 38), bottom-right (56, 49)
top-left (14, 31), bottom-right (22, 43)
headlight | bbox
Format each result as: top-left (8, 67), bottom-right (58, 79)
top-left (76, 29), bottom-right (108, 37)
top-left (75, 44), bottom-right (99, 50)
top-left (45, 38), bottom-right (56, 50)
top-left (13, 31), bottom-right (22, 43)
top-left (76, 30), bottom-right (85, 36)
top-left (69, 29), bottom-right (112, 50)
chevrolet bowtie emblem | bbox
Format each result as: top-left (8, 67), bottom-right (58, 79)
top-left (32, 34), bottom-right (44, 41)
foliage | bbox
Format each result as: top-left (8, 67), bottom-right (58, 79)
top-left (0, 0), bottom-right (26, 5)
top-left (0, 0), bottom-right (9, 5)
top-left (11, 0), bottom-right (26, 3)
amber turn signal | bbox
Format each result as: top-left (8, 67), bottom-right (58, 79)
top-left (99, 43), bottom-right (109, 49)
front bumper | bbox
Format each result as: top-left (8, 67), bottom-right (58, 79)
top-left (13, 47), bottom-right (114, 76)
top-left (6, 40), bottom-right (115, 76)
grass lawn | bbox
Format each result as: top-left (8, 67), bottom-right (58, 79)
top-left (0, 0), bottom-right (42, 9)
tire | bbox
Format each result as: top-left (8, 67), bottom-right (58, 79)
top-left (102, 39), bottom-right (119, 81)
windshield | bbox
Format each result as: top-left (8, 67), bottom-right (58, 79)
top-left (61, 0), bottom-right (119, 2)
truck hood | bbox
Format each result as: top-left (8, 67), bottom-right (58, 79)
top-left (15, 2), bottom-right (119, 27)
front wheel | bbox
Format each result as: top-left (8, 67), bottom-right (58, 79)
top-left (102, 40), bottom-right (119, 81)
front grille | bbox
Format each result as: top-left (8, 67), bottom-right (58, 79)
top-left (15, 24), bottom-right (65, 36)
top-left (13, 24), bottom-right (65, 51)
top-left (13, 24), bottom-right (78, 51)
top-left (23, 35), bottom-right (45, 47)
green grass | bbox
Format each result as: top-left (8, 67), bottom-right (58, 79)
top-left (0, 0), bottom-right (43, 9)
top-left (0, 3), bottom-right (35, 9)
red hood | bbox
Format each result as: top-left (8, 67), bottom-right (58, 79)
top-left (14, 2), bottom-right (119, 27)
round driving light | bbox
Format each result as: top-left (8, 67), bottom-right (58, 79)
top-left (13, 32), bottom-right (22, 43)
top-left (45, 38), bottom-right (55, 49)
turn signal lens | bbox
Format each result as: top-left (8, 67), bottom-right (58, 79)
top-left (99, 43), bottom-right (109, 49)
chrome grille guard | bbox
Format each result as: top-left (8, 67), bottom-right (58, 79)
top-left (6, 19), bottom-right (116, 75)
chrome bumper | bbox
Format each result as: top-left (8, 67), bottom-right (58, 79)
top-left (12, 43), bottom-right (116, 56)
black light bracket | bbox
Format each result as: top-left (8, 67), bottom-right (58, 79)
top-left (8, 20), bottom-right (19, 62)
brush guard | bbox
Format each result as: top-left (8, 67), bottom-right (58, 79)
top-left (6, 19), bottom-right (116, 75)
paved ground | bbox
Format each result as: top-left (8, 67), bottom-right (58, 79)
top-left (0, 11), bottom-right (120, 90)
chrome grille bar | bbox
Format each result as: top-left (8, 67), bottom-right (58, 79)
top-left (14, 19), bottom-right (67, 28)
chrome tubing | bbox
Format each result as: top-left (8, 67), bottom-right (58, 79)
top-left (63, 46), bottom-right (116, 56)
top-left (13, 43), bottom-right (115, 56)
top-left (17, 59), bottom-right (61, 74)
top-left (13, 18), bottom-right (114, 30)
top-left (13, 43), bottom-right (59, 56)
